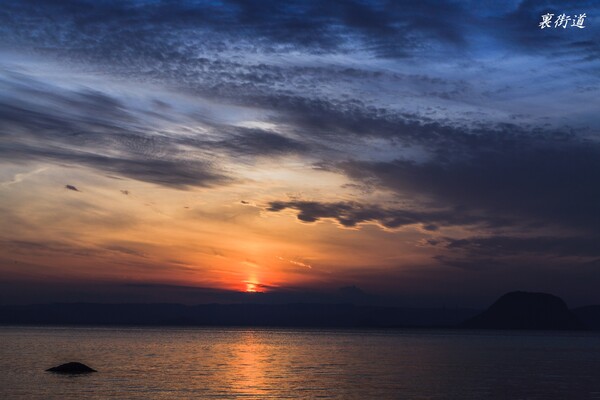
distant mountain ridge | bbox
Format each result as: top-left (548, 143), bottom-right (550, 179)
top-left (462, 291), bottom-right (584, 330)
top-left (2, 292), bottom-right (599, 330)
top-left (0, 303), bottom-right (478, 328)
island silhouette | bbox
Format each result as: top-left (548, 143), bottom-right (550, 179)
top-left (462, 291), bottom-right (584, 330)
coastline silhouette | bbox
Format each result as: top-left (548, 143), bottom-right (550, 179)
top-left (1, 291), bottom-right (596, 330)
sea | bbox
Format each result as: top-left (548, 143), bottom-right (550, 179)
top-left (1, 326), bottom-right (599, 399)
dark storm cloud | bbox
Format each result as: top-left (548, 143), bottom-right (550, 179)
top-left (266, 200), bottom-right (509, 229)
top-left (431, 234), bottom-right (600, 272)
top-left (261, 84), bottom-right (600, 236)
top-left (339, 135), bottom-right (600, 234)
top-left (440, 235), bottom-right (600, 259)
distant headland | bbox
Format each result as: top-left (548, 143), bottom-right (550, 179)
top-left (462, 291), bottom-right (584, 330)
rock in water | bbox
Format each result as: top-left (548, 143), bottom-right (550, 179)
top-left (462, 291), bottom-right (584, 330)
top-left (46, 362), bottom-right (97, 374)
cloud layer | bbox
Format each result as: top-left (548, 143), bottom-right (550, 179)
top-left (1, 0), bottom-right (600, 304)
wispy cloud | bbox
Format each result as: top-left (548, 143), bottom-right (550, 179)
top-left (0, 166), bottom-right (47, 188)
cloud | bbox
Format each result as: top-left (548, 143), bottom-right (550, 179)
top-left (65, 184), bottom-right (80, 192)
top-left (266, 199), bottom-right (504, 230)
top-left (440, 235), bottom-right (600, 259)
top-left (0, 0), bottom-right (467, 60)
top-left (1, 0), bottom-right (600, 306)
top-left (339, 137), bottom-right (600, 234)
top-left (103, 243), bottom-right (148, 258)
top-left (426, 232), bottom-right (600, 272)
top-left (0, 167), bottom-right (47, 187)
top-left (0, 239), bottom-right (98, 258)
top-left (0, 66), bottom-right (235, 189)
top-left (480, 0), bottom-right (600, 60)
top-left (216, 128), bottom-right (309, 156)
top-left (1, 142), bottom-right (230, 189)
top-left (2, 2), bottom-right (597, 237)
top-left (277, 256), bottom-right (312, 269)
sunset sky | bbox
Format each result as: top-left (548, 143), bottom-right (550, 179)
top-left (1, 0), bottom-right (599, 307)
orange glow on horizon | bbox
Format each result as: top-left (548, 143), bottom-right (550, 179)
top-left (244, 278), bottom-right (266, 293)
top-left (0, 162), bottom-right (433, 299)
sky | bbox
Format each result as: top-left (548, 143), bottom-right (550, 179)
top-left (0, 0), bottom-right (599, 307)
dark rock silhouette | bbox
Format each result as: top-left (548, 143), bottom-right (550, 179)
top-left (573, 305), bottom-right (600, 330)
top-left (462, 291), bottom-right (584, 330)
top-left (46, 362), bottom-right (97, 374)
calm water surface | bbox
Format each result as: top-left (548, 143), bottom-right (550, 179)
top-left (1, 326), bottom-right (600, 399)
